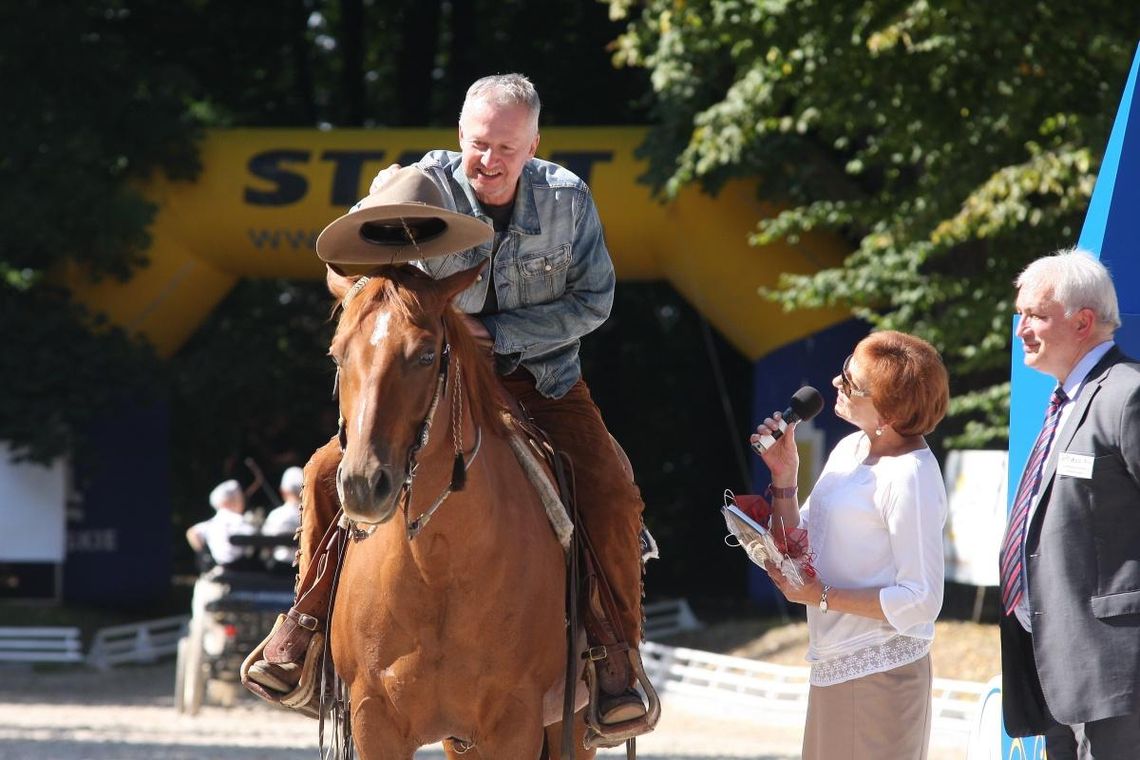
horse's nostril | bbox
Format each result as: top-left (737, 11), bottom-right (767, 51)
top-left (373, 470), bottom-right (392, 502)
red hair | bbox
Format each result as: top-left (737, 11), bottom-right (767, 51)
top-left (855, 331), bottom-right (949, 436)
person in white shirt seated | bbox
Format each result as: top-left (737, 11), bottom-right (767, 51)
top-left (751, 330), bottom-right (950, 760)
top-left (186, 479), bottom-right (257, 570)
top-left (262, 466), bottom-right (303, 566)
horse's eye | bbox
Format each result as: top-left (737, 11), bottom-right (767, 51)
top-left (418, 351), bottom-right (436, 366)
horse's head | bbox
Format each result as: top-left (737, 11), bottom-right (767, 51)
top-left (326, 263), bottom-right (484, 525)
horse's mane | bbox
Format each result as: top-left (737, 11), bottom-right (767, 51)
top-left (333, 265), bottom-right (510, 438)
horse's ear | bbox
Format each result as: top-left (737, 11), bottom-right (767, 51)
top-left (435, 261), bottom-right (487, 302)
top-left (326, 264), bottom-right (354, 300)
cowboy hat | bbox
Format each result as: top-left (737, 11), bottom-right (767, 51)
top-left (316, 167), bottom-right (492, 267)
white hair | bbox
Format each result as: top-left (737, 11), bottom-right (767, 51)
top-left (459, 73), bottom-right (540, 132)
top-left (279, 466), bottom-right (304, 496)
top-left (1016, 247), bottom-right (1121, 331)
top-left (209, 479), bottom-right (242, 510)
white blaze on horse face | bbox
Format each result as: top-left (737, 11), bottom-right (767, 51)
top-left (355, 310), bottom-right (392, 437)
top-left (369, 311), bottom-right (392, 347)
top-left (356, 398), bottom-right (368, 437)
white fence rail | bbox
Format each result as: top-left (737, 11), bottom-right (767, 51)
top-left (0, 626), bottom-right (83, 664)
top-left (642, 598), bottom-right (702, 641)
top-left (642, 641), bottom-right (809, 722)
top-left (642, 640), bottom-right (990, 740)
top-left (933, 675), bottom-right (994, 727)
top-left (87, 615), bottom-right (189, 670)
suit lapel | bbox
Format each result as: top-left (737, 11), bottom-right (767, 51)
top-left (1033, 347), bottom-right (1123, 510)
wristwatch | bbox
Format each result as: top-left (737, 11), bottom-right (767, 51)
top-left (819, 584), bottom-right (831, 614)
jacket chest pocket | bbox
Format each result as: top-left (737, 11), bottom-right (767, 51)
top-left (517, 244), bottom-right (571, 303)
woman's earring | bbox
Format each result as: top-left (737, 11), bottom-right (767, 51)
top-left (874, 426), bottom-right (884, 437)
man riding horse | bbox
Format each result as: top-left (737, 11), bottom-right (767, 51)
top-left (243, 73), bottom-right (652, 734)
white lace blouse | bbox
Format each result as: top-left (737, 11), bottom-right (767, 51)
top-left (800, 432), bottom-right (947, 686)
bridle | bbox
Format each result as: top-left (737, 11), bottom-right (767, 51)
top-left (334, 276), bottom-right (482, 540)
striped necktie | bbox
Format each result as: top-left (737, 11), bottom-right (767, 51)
top-left (999, 386), bottom-right (1068, 615)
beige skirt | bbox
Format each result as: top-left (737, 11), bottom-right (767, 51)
top-left (802, 653), bottom-right (933, 760)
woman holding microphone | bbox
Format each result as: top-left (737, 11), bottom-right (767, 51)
top-left (753, 330), bottom-right (950, 760)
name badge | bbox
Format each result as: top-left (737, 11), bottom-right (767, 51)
top-left (1057, 452), bottom-right (1095, 479)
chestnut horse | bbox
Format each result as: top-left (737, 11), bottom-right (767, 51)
top-left (313, 263), bottom-right (593, 759)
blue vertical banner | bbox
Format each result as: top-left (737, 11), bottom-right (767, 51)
top-left (64, 403), bottom-right (172, 607)
top-left (1003, 42), bottom-right (1140, 758)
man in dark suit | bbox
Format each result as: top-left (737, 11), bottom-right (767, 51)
top-left (1001, 248), bottom-right (1140, 758)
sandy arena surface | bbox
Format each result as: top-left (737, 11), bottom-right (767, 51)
top-left (0, 659), bottom-right (972, 760)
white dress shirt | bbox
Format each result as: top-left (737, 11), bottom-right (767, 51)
top-left (262, 500), bottom-right (301, 563)
top-left (800, 432), bottom-right (948, 685)
top-left (189, 508), bottom-right (256, 566)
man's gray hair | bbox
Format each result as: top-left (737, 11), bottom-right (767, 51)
top-left (1016, 247), bottom-right (1121, 330)
top-left (460, 73), bottom-right (541, 130)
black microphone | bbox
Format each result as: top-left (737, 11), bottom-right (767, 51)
top-left (751, 386), bottom-right (825, 454)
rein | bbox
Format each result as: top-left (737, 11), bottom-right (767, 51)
top-left (336, 276), bottom-right (482, 541)
top-left (402, 344), bottom-right (483, 539)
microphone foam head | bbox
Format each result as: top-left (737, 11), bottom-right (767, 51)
top-left (790, 386), bottom-right (825, 422)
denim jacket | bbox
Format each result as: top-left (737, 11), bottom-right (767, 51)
top-left (412, 151), bottom-right (615, 399)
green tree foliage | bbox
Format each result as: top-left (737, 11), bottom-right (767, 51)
top-left (606, 0), bottom-right (1140, 445)
top-left (0, 1), bottom-right (199, 461)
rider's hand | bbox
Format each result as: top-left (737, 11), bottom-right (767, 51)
top-left (369, 163), bottom-right (403, 195)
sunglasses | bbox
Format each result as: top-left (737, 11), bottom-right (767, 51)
top-left (840, 354), bottom-right (872, 398)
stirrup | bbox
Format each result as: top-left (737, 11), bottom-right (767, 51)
top-left (240, 613), bottom-right (327, 719)
top-left (599, 688), bottom-right (648, 723)
top-left (581, 648), bottom-right (662, 749)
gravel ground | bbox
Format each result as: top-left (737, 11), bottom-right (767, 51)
top-left (0, 656), bottom-right (972, 760)
top-left (0, 660), bottom-right (804, 760)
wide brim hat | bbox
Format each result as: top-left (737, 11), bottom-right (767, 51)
top-left (316, 166), bottom-right (492, 268)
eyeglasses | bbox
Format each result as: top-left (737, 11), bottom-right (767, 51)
top-left (840, 354), bottom-right (872, 398)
